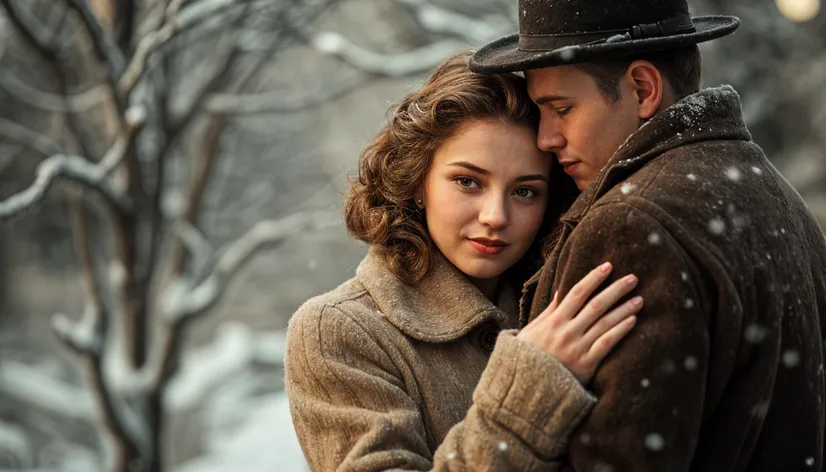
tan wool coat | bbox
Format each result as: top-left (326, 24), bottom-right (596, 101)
top-left (285, 247), bottom-right (596, 471)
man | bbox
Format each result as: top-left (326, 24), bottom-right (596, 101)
top-left (470, 0), bottom-right (826, 471)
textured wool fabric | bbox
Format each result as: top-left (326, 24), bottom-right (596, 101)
top-left (286, 247), bottom-right (597, 471)
top-left (524, 86), bottom-right (826, 471)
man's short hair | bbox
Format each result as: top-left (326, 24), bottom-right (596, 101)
top-left (577, 46), bottom-right (703, 102)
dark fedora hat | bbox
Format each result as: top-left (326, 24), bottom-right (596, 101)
top-left (469, 0), bottom-right (740, 74)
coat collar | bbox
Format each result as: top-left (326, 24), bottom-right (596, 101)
top-left (519, 86), bottom-right (753, 325)
top-left (356, 246), bottom-right (520, 343)
top-left (563, 85), bottom-right (752, 224)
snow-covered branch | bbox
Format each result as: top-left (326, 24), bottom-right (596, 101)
top-left (0, 154), bottom-right (132, 221)
top-left (0, 116), bottom-right (63, 156)
top-left (311, 31), bottom-right (468, 77)
top-left (395, 0), bottom-right (513, 44)
top-left (119, 0), bottom-right (186, 98)
top-left (0, 70), bottom-right (109, 113)
top-left (0, 360), bottom-right (95, 422)
top-left (164, 207), bottom-right (340, 322)
top-left (0, 0), bottom-right (59, 60)
top-left (0, 106), bottom-right (145, 221)
top-left (62, 0), bottom-right (126, 108)
top-left (206, 76), bottom-right (368, 114)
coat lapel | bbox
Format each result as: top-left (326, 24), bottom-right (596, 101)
top-left (521, 85), bottom-right (753, 323)
top-left (357, 247), bottom-right (519, 343)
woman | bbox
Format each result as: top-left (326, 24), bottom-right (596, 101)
top-left (285, 51), bottom-right (643, 470)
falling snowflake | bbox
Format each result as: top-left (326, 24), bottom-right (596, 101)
top-left (645, 433), bottom-right (665, 451)
top-left (744, 324), bottom-right (769, 344)
top-left (684, 356), bottom-right (698, 371)
top-left (680, 272), bottom-right (689, 282)
top-left (683, 298), bottom-right (695, 309)
top-left (648, 232), bottom-right (662, 245)
top-left (687, 173), bottom-right (698, 181)
top-left (806, 457), bottom-right (815, 466)
top-left (725, 167), bottom-right (742, 182)
top-left (751, 401), bottom-right (770, 418)
top-left (560, 48), bottom-right (575, 61)
top-left (751, 166), bottom-right (764, 176)
top-left (498, 441), bottom-right (508, 452)
top-left (641, 378), bottom-right (651, 388)
top-left (783, 349), bottom-right (801, 368)
top-left (708, 218), bottom-right (726, 235)
top-left (620, 182), bottom-right (637, 195)
top-left (447, 451), bottom-right (457, 460)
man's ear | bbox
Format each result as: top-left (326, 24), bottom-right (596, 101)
top-left (624, 61), bottom-right (664, 121)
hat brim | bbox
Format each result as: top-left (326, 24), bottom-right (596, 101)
top-left (469, 16), bottom-right (740, 74)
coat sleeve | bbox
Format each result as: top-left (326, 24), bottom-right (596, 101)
top-left (285, 303), bottom-right (597, 472)
top-left (547, 202), bottom-right (716, 472)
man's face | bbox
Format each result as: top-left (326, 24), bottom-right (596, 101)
top-left (526, 65), bottom-right (642, 191)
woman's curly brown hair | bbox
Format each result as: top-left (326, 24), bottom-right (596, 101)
top-left (344, 51), bottom-right (579, 284)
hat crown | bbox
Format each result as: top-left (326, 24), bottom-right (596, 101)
top-left (518, 0), bottom-right (691, 35)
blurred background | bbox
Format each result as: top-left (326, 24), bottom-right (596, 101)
top-left (0, 0), bottom-right (823, 470)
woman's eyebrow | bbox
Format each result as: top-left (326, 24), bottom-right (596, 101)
top-left (515, 174), bottom-right (549, 183)
top-left (448, 161), bottom-right (490, 175)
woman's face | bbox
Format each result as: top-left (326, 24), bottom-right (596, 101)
top-left (420, 119), bottom-right (552, 283)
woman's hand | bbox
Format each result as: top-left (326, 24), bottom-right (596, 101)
top-left (517, 262), bottom-right (642, 384)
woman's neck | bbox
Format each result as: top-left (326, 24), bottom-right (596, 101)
top-left (468, 276), bottom-right (501, 302)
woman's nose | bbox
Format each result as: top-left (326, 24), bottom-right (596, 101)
top-left (478, 195), bottom-right (508, 229)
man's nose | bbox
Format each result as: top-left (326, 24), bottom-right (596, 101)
top-left (478, 194), bottom-right (508, 229)
top-left (537, 120), bottom-right (566, 153)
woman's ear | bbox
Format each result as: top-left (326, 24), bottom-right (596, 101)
top-left (625, 60), bottom-right (664, 121)
top-left (414, 190), bottom-right (425, 209)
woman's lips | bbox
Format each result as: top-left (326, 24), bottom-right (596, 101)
top-left (468, 239), bottom-right (508, 255)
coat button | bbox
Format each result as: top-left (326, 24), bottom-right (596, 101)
top-left (478, 324), bottom-right (500, 353)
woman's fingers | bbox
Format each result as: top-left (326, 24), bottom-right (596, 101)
top-left (566, 274), bottom-right (640, 336)
top-left (581, 296), bottom-right (644, 348)
top-left (549, 262), bottom-right (614, 322)
top-left (583, 314), bottom-right (638, 366)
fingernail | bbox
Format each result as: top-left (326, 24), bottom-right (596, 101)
top-left (600, 262), bottom-right (612, 273)
top-left (626, 316), bottom-right (637, 324)
top-left (630, 296), bottom-right (644, 307)
top-left (625, 274), bottom-right (638, 286)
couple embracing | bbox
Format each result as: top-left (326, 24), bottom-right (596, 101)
top-left (285, 0), bottom-right (826, 470)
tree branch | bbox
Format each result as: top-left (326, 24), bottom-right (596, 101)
top-left (310, 31), bottom-right (468, 77)
top-left (206, 75), bottom-right (369, 115)
top-left (0, 154), bottom-right (132, 221)
top-left (0, 0), bottom-right (58, 61)
top-left (0, 107), bottom-right (145, 221)
top-left (0, 69), bottom-right (109, 113)
top-left (63, 0), bottom-right (127, 76)
top-left (164, 207), bottom-right (341, 322)
top-left (114, 0), bottom-right (138, 54)
top-left (0, 116), bottom-right (63, 157)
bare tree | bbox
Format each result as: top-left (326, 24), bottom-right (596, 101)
top-left (0, 1), bottom-right (344, 470)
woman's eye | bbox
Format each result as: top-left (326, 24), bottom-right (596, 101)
top-left (455, 177), bottom-right (478, 189)
top-left (515, 187), bottom-right (538, 198)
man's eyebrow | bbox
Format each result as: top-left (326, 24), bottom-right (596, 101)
top-left (448, 161), bottom-right (490, 175)
top-left (534, 95), bottom-right (571, 105)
